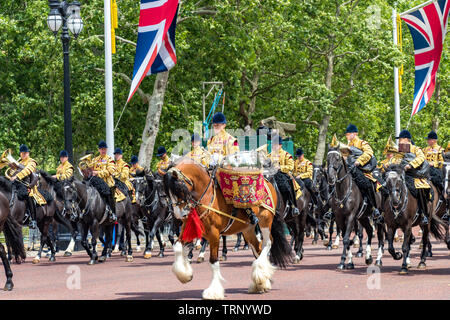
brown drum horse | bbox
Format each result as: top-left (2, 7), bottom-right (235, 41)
top-left (164, 159), bottom-right (292, 300)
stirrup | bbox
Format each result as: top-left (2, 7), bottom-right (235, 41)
top-left (420, 214), bottom-right (429, 225)
top-left (323, 211), bottom-right (333, 221)
top-left (373, 208), bottom-right (383, 224)
top-left (246, 210), bottom-right (259, 225)
top-left (29, 220), bottom-right (37, 229)
top-left (292, 206), bottom-right (300, 216)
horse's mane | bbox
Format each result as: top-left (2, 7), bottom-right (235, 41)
top-left (164, 167), bottom-right (193, 201)
top-left (0, 176), bottom-right (12, 192)
top-left (38, 170), bottom-right (56, 185)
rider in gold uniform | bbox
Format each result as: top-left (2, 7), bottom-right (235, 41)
top-left (129, 155), bottom-right (144, 177)
top-left (9, 144), bottom-right (46, 228)
top-left (206, 112), bottom-right (239, 165)
top-left (53, 150), bottom-right (74, 181)
top-left (293, 148), bottom-right (318, 207)
top-left (186, 133), bottom-right (210, 166)
top-left (423, 131), bottom-right (445, 196)
top-left (114, 148), bottom-right (136, 204)
top-left (155, 146), bottom-right (170, 176)
top-left (91, 140), bottom-right (119, 222)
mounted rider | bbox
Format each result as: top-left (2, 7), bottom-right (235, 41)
top-left (53, 150), bottom-right (74, 182)
top-left (293, 147), bottom-right (319, 208)
top-left (186, 133), bottom-right (210, 167)
top-left (129, 155), bottom-right (144, 177)
top-left (207, 112), bottom-right (259, 225)
top-left (155, 146), bottom-right (170, 176)
top-left (269, 135), bottom-right (301, 216)
top-left (423, 131), bottom-right (445, 197)
top-left (91, 140), bottom-right (121, 222)
top-left (9, 144), bottom-right (46, 228)
top-left (344, 124), bottom-right (383, 223)
top-left (395, 129), bottom-right (431, 225)
top-left (113, 147), bottom-right (136, 204)
top-left (377, 136), bottom-right (398, 173)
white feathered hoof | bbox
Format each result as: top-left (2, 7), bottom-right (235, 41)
top-left (293, 255), bottom-right (301, 264)
top-left (125, 255), bottom-right (134, 263)
top-left (202, 285), bottom-right (225, 300)
top-left (64, 251), bottom-right (72, 257)
top-left (249, 257), bottom-right (275, 294)
top-left (248, 278), bottom-right (272, 294)
top-left (32, 258), bottom-right (40, 264)
top-left (135, 246), bottom-right (141, 252)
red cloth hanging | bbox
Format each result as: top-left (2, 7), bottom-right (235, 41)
top-left (181, 207), bottom-right (204, 242)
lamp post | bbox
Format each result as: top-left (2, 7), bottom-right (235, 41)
top-left (47, 0), bottom-right (83, 164)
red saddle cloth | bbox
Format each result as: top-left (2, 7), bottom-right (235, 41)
top-left (217, 167), bottom-right (267, 209)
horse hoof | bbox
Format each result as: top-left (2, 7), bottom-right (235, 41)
top-left (323, 241), bottom-right (329, 247)
top-left (219, 255), bottom-right (227, 262)
top-left (233, 247), bottom-right (239, 252)
top-left (88, 260), bottom-right (95, 265)
top-left (98, 256), bottom-right (106, 263)
top-left (332, 245), bottom-right (339, 249)
top-left (135, 246), bottom-right (141, 252)
top-left (3, 283), bottom-right (13, 291)
top-left (337, 264), bottom-right (345, 270)
top-left (356, 252), bottom-right (363, 258)
top-left (375, 260), bottom-right (382, 267)
top-left (346, 263), bottom-right (354, 270)
top-left (327, 246), bottom-right (332, 251)
top-left (158, 252), bottom-right (164, 258)
top-left (48, 256), bottom-right (56, 262)
top-left (407, 264), bottom-right (412, 269)
top-left (365, 257), bottom-right (373, 265)
top-left (417, 262), bottom-right (426, 270)
top-left (243, 245), bottom-right (249, 250)
top-left (312, 240), bottom-right (317, 245)
top-left (64, 252), bottom-right (72, 257)
top-left (395, 253), bottom-right (403, 260)
top-left (197, 257), bottom-right (204, 263)
top-left (399, 268), bottom-right (408, 275)
top-left (144, 253), bottom-right (152, 259)
top-left (125, 255), bottom-right (133, 263)
top-left (32, 258), bottom-right (40, 264)
top-left (120, 251), bottom-right (127, 257)
top-left (426, 252), bottom-right (432, 257)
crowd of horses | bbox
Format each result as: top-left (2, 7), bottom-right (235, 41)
top-left (0, 149), bottom-right (448, 299)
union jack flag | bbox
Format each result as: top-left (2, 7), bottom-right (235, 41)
top-left (127, 0), bottom-right (179, 103)
top-left (401, 0), bottom-right (449, 116)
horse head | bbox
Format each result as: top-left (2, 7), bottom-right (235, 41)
top-left (326, 147), bottom-right (344, 186)
top-left (385, 164), bottom-right (406, 208)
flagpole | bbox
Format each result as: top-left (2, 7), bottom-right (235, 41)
top-left (105, 0), bottom-right (115, 156)
top-left (393, 7), bottom-right (401, 141)
top-left (400, 0), bottom-right (435, 16)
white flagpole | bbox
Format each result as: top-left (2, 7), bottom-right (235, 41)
top-left (393, 7), bottom-right (401, 141)
top-left (400, 0), bottom-right (434, 16)
top-left (105, 0), bottom-right (115, 156)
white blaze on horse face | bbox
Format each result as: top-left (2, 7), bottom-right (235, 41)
top-left (169, 192), bottom-right (183, 220)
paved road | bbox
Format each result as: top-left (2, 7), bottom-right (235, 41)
top-left (1, 229), bottom-right (449, 300)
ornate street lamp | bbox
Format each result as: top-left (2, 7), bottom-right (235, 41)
top-left (47, 0), bottom-right (83, 164)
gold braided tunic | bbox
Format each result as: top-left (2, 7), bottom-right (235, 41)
top-left (55, 161), bottom-right (74, 181)
top-left (269, 149), bottom-right (302, 198)
top-left (423, 143), bottom-right (444, 168)
top-left (207, 130), bottom-right (239, 164)
top-left (92, 154), bottom-right (126, 202)
top-left (390, 145), bottom-right (430, 189)
top-left (186, 146), bottom-right (211, 167)
top-left (130, 164), bottom-right (145, 176)
top-left (156, 154), bottom-right (170, 176)
top-left (115, 158), bottom-right (136, 203)
top-left (15, 157), bottom-right (46, 205)
top-left (377, 157), bottom-right (393, 173)
top-left (293, 158), bottom-right (313, 180)
top-left (347, 136), bottom-right (376, 182)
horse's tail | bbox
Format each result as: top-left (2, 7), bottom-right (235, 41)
top-left (130, 218), bottom-right (143, 237)
top-left (269, 212), bottom-right (292, 269)
top-left (429, 215), bottom-right (446, 241)
top-left (3, 214), bottom-right (26, 262)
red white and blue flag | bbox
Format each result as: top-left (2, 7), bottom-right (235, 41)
top-left (127, 0), bottom-right (179, 103)
top-left (401, 0), bottom-right (449, 116)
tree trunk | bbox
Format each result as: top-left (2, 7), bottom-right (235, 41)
top-left (138, 71), bottom-right (169, 169)
top-left (313, 53), bottom-right (334, 165)
top-left (313, 114), bottom-right (331, 165)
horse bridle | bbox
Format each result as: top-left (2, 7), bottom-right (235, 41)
top-left (386, 170), bottom-right (408, 218)
top-left (327, 151), bottom-right (353, 207)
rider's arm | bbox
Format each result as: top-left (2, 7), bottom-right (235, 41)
top-left (409, 146), bottom-right (425, 169)
top-left (299, 161), bottom-right (313, 179)
top-left (16, 160), bottom-right (37, 179)
top-left (280, 152), bottom-right (294, 174)
top-left (356, 141), bottom-right (373, 166)
top-left (57, 163), bottom-right (74, 180)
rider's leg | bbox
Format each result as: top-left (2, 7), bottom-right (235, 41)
top-left (417, 188), bottom-right (430, 225)
top-left (108, 187), bottom-right (117, 222)
top-left (27, 197), bottom-right (37, 229)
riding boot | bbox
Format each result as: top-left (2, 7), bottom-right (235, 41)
top-left (27, 197), bottom-right (37, 229)
top-left (366, 186), bottom-right (383, 224)
top-left (418, 189), bottom-right (430, 225)
top-left (108, 187), bottom-right (117, 223)
top-left (323, 210), bottom-right (333, 221)
top-left (245, 208), bottom-right (259, 225)
top-left (289, 179), bottom-right (300, 216)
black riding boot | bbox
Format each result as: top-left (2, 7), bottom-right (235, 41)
top-left (245, 208), bottom-right (259, 225)
top-left (289, 179), bottom-right (300, 216)
top-left (108, 187), bottom-right (117, 223)
top-left (27, 197), bottom-right (37, 229)
top-left (366, 186), bottom-right (383, 224)
top-left (418, 189), bottom-right (430, 225)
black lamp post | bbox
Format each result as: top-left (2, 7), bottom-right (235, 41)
top-left (47, 0), bottom-right (83, 164)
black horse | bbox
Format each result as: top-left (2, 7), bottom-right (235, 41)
top-left (0, 176), bottom-right (59, 264)
top-left (37, 171), bottom-right (80, 257)
top-left (326, 147), bottom-right (380, 270)
top-left (62, 175), bottom-right (140, 264)
top-left (0, 191), bottom-right (26, 290)
top-left (381, 164), bottom-right (446, 273)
